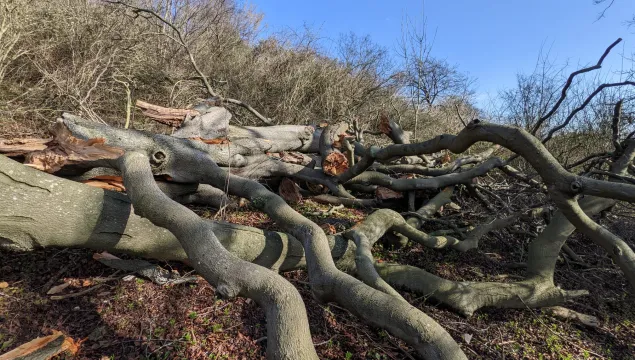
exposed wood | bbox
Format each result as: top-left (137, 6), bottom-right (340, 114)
top-left (322, 151), bottom-right (349, 176)
top-left (0, 331), bottom-right (80, 360)
top-left (0, 138), bottom-right (50, 156)
top-left (278, 178), bottom-right (302, 204)
top-left (23, 122), bottom-right (124, 173)
top-left (135, 99), bottom-right (200, 126)
top-left (376, 186), bottom-right (403, 200)
top-left (379, 113), bottom-right (410, 144)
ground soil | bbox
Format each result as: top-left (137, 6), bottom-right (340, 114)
top-left (1, 192), bottom-right (634, 360)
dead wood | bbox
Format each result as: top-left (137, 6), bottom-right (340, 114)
top-left (0, 138), bottom-right (50, 156)
top-left (3, 95), bottom-right (635, 359)
top-left (0, 331), bottom-right (80, 360)
top-left (135, 99), bottom-right (200, 126)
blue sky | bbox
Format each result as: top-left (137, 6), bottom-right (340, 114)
top-left (251, 0), bottom-right (635, 108)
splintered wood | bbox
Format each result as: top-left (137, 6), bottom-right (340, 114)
top-left (23, 123), bottom-right (124, 173)
top-left (0, 331), bottom-right (80, 360)
top-left (379, 113), bottom-right (392, 135)
top-left (135, 99), bottom-right (200, 127)
top-left (322, 152), bottom-right (349, 176)
top-left (80, 175), bottom-right (126, 192)
top-left (190, 137), bottom-right (230, 145)
top-left (0, 138), bottom-right (51, 157)
top-left (278, 178), bottom-right (302, 204)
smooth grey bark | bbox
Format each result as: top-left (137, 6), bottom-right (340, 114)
top-left (117, 152), bottom-right (318, 359)
top-left (9, 113), bottom-right (633, 357)
top-left (225, 157), bottom-right (353, 199)
top-left (347, 158), bottom-right (503, 192)
top-left (0, 154), bottom-right (307, 271)
top-left (59, 117), bottom-right (468, 360)
top-left (318, 122), bottom-right (348, 162)
top-left (173, 107), bottom-right (231, 139)
top-left (374, 197), bottom-right (608, 316)
top-left (62, 113), bottom-right (320, 165)
top-left (0, 154), bottom-right (608, 319)
top-left (364, 119), bottom-right (635, 203)
top-left (376, 264), bottom-right (587, 317)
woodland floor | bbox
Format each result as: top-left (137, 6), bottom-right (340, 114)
top-left (1, 196), bottom-right (635, 360)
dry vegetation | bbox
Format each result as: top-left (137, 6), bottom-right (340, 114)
top-left (1, 1), bottom-right (635, 359)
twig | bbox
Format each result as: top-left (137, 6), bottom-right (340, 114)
top-left (530, 38), bottom-right (622, 135)
top-left (519, 297), bottom-right (606, 358)
top-left (307, 204), bottom-right (344, 217)
top-left (107, 1), bottom-right (273, 125)
top-left (40, 265), bottom-right (70, 294)
top-left (50, 283), bottom-right (105, 300)
top-left (543, 81), bottom-right (635, 144)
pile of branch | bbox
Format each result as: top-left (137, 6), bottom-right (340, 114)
top-left (1, 38), bottom-right (635, 360)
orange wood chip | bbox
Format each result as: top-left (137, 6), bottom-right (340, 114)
top-left (320, 223), bottom-right (337, 235)
top-left (191, 137), bottom-right (230, 145)
top-left (81, 180), bottom-right (125, 192)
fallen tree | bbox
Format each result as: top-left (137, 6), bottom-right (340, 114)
top-left (2, 39), bottom-right (635, 360)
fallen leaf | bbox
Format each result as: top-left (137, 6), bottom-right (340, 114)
top-left (238, 198), bottom-right (250, 207)
top-left (463, 333), bottom-right (473, 344)
top-left (0, 282), bottom-right (8, 289)
top-left (447, 202), bottom-right (461, 211)
top-left (306, 182), bottom-right (327, 194)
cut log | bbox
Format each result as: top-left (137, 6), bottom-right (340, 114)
top-left (0, 154), bottom-right (307, 270)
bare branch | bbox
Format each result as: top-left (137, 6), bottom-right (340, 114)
top-left (530, 38), bottom-right (622, 135)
